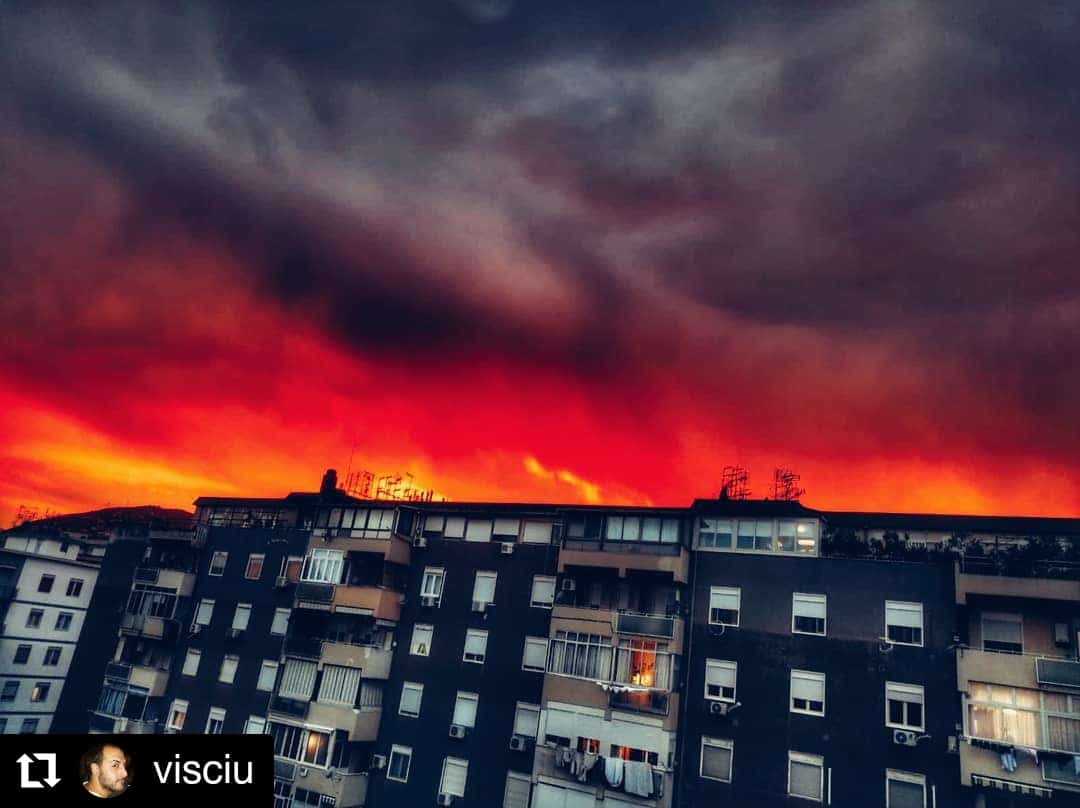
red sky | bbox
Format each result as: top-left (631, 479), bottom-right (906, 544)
top-left (2, 2), bottom-right (1079, 525)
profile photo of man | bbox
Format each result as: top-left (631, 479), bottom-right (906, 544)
top-left (80, 743), bottom-right (131, 798)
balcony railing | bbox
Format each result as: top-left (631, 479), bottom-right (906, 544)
top-left (269, 696), bottom-right (309, 719)
top-left (616, 612), bottom-right (676, 639)
top-left (609, 689), bottom-right (670, 715)
top-left (105, 662), bottom-right (132, 682)
top-left (284, 635), bottom-right (324, 659)
top-left (295, 582), bottom-right (335, 606)
top-left (133, 567), bottom-right (160, 583)
top-left (960, 557), bottom-right (1080, 581)
top-left (563, 539), bottom-right (681, 556)
top-left (119, 613), bottom-right (179, 643)
top-left (1036, 657), bottom-right (1080, 688)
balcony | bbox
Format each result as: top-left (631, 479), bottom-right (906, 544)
top-left (276, 765), bottom-right (368, 806)
top-left (551, 605), bottom-right (685, 655)
top-left (310, 531), bottom-right (412, 566)
top-left (321, 641), bottom-right (393, 679)
top-left (616, 612), bottom-right (676, 640)
top-left (128, 664), bottom-right (170, 697)
top-left (89, 712), bottom-right (160, 735)
top-left (269, 696), bottom-right (310, 720)
top-left (609, 689), bottom-right (670, 715)
top-left (295, 582), bottom-right (335, 610)
top-left (955, 561), bottom-right (1080, 605)
top-left (332, 585), bottom-right (401, 622)
top-left (306, 702), bottom-right (383, 741)
top-left (558, 543), bottom-right (689, 584)
top-left (284, 635), bottom-right (324, 659)
top-left (119, 613), bottom-right (179, 643)
top-left (1036, 657), bottom-right (1080, 688)
top-left (532, 745), bottom-right (667, 805)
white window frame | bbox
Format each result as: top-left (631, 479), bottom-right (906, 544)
top-left (522, 636), bottom-right (548, 671)
top-left (205, 706), bottom-right (226, 734)
top-left (257, 660), bottom-right (280, 692)
top-left (699, 736), bottom-right (733, 783)
top-left (301, 548), bottom-right (344, 584)
top-left (244, 715), bottom-right (267, 734)
top-left (167, 699), bottom-right (188, 731)
top-left (453, 691), bottom-right (479, 728)
top-left (208, 551), bottom-right (228, 576)
top-left (792, 593), bottom-right (827, 636)
top-left (399, 681), bottom-right (423, 718)
top-left (463, 628), bottom-right (489, 664)
top-left (219, 655), bottom-right (239, 684)
top-left (421, 567), bottom-right (446, 605)
top-left (513, 702), bottom-right (540, 739)
top-left (193, 598), bottom-right (215, 627)
top-left (790, 670), bottom-right (826, 717)
top-left (705, 659), bottom-right (737, 702)
top-left (503, 771), bottom-right (532, 808)
top-left (411, 624), bottom-right (433, 656)
top-left (440, 756), bottom-right (468, 799)
top-left (530, 575), bottom-right (556, 608)
top-left (387, 744), bottom-right (412, 783)
top-left (521, 522), bottom-right (553, 544)
top-left (885, 601), bottom-right (924, 647)
top-left (182, 649), bottom-right (201, 677)
top-left (244, 553), bottom-right (264, 580)
top-left (886, 682), bottom-right (925, 732)
top-left (885, 769), bottom-right (927, 808)
top-left (231, 603), bottom-right (252, 631)
top-left (270, 608), bottom-right (290, 636)
top-left (788, 751), bottom-right (825, 802)
top-left (472, 571), bottom-right (498, 608)
top-left (709, 586), bottom-right (741, 627)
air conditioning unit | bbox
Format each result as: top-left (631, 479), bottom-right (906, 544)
top-left (298, 767), bottom-right (309, 777)
top-left (414, 536), bottom-right (428, 549)
top-left (893, 730), bottom-right (919, 747)
top-left (709, 701), bottom-right (730, 716)
top-left (500, 542), bottom-right (514, 555)
top-left (561, 578), bottom-right (577, 592)
top-left (471, 600), bottom-right (487, 613)
top-left (437, 794), bottom-right (455, 807)
top-left (509, 734), bottom-right (528, 751)
top-left (370, 754), bottom-right (387, 771)
top-left (449, 724), bottom-right (467, 739)
top-left (420, 594), bottom-right (438, 608)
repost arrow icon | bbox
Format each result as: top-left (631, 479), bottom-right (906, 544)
top-left (38, 752), bottom-right (60, 787)
top-left (17, 753), bottom-right (43, 789)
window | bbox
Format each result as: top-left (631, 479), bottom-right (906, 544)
top-left (194, 598), bottom-right (215, 627)
top-left (420, 567), bottom-right (445, 605)
top-left (280, 556), bottom-right (303, 583)
top-left (38, 574), bottom-right (54, 593)
top-left (245, 554), bottom-right (265, 580)
top-left (522, 521), bottom-right (553, 544)
top-left (547, 631), bottom-right (613, 679)
top-left (26, 609), bottom-right (43, 628)
top-left (472, 571), bottom-right (497, 609)
top-left (440, 757), bottom-right (468, 799)
top-left (126, 583), bottom-right (177, 619)
top-left (788, 752), bottom-right (824, 802)
top-left (387, 745), bottom-right (412, 783)
top-left (257, 660), bottom-right (279, 691)
top-left (982, 612), bottom-right (1023, 654)
top-left (244, 716), bottom-right (267, 734)
top-left (205, 706), bottom-right (226, 734)
top-left (1, 681), bottom-right (18, 702)
top-left (453, 691), bottom-right (479, 728)
top-left (270, 608), bottom-right (290, 635)
top-left (411, 624), bottom-right (433, 656)
top-left (43, 646), bottom-right (61, 666)
top-left (168, 699), bottom-right (188, 731)
top-left (530, 575), bottom-right (556, 608)
top-left (399, 682), bottom-right (423, 717)
top-left (66, 578), bottom-right (84, 597)
top-left (513, 702), bottom-right (540, 738)
top-left (887, 683), bottom-right (925, 731)
top-left (20, 718), bottom-right (39, 734)
top-left (444, 517), bottom-right (466, 538)
top-left (613, 637), bottom-right (673, 689)
top-left (736, 521), bottom-right (757, 550)
top-left (301, 549), bottom-right (344, 584)
top-left (792, 593), bottom-right (826, 636)
top-left (503, 771), bottom-right (531, 808)
top-left (709, 587), bottom-right (741, 627)
top-left (270, 721), bottom-right (330, 766)
top-left (278, 658), bottom-right (318, 700)
top-left (706, 659), bottom-right (737, 701)
top-left (462, 628), bottom-right (489, 664)
top-left (231, 603), bottom-right (252, 632)
top-left (55, 612), bottom-right (73, 631)
top-left (182, 649), bottom-right (201, 676)
top-left (791, 670), bottom-right (825, 716)
top-left (699, 518), bottom-right (733, 549)
top-left (14, 644), bottom-right (31, 664)
top-left (209, 551), bottom-right (228, 576)
top-left (318, 665), bottom-right (361, 706)
top-left (886, 770), bottom-right (926, 808)
top-left (885, 601), bottom-right (924, 646)
top-left (30, 682), bottom-right (50, 702)
top-left (493, 518), bottom-right (521, 538)
top-left (465, 519), bottom-right (493, 542)
top-left (522, 636), bottom-right (548, 671)
top-left (700, 736), bottom-right (733, 782)
top-left (219, 655), bottom-right (239, 684)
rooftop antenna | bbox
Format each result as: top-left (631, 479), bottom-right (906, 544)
top-left (718, 466), bottom-right (751, 500)
top-left (772, 467), bottom-right (805, 501)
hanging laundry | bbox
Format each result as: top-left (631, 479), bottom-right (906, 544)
top-left (604, 756), bottom-right (625, 788)
top-left (623, 761), bottom-right (654, 797)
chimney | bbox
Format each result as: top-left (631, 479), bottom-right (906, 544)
top-left (320, 468), bottom-right (338, 495)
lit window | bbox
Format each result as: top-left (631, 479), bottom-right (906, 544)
top-left (387, 745), bottom-right (412, 783)
top-left (885, 602), bottom-right (924, 646)
top-left (182, 649), bottom-right (201, 676)
top-left (463, 629), bottom-right (488, 664)
top-left (886, 769), bottom-right (926, 808)
top-left (208, 551), bottom-right (228, 576)
top-left (440, 757), bottom-right (468, 799)
top-left (30, 682), bottom-right (50, 702)
top-left (245, 554), bottom-right (265, 580)
top-left (399, 682), bottom-right (423, 717)
top-left (791, 670), bottom-right (825, 716)
top-left (792, 593), bottom-right (826, 636)
top-left (219, 655), bottom-right (239, 684)
top-left (700, 737), bottom-right (733, 782)
top-left (886, 682), bottom-right (925, 731)
top-left (788, 752), bottom-right (824, 801)
top-left (270, 608), bottom-right (290, 636)
top-left (257, 660), bottom-right (280, 691)
top-left (709, 587), bottom-right (740, 627)
top-left (452, 691), bottom-right (479, 728)
top-left (705, 659), bottom-right (737, 702)
top-left (530, 575), bottom-right (556, 608)
top-left (168, 699), bottom-right (188, 731)
top-left (411, 624), bottom-right (433, 656)
top-left (522, 637), bottom-right (548, 671)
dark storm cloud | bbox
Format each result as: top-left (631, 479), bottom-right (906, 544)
top-left (2, 0), bottom-right (1080, 468)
